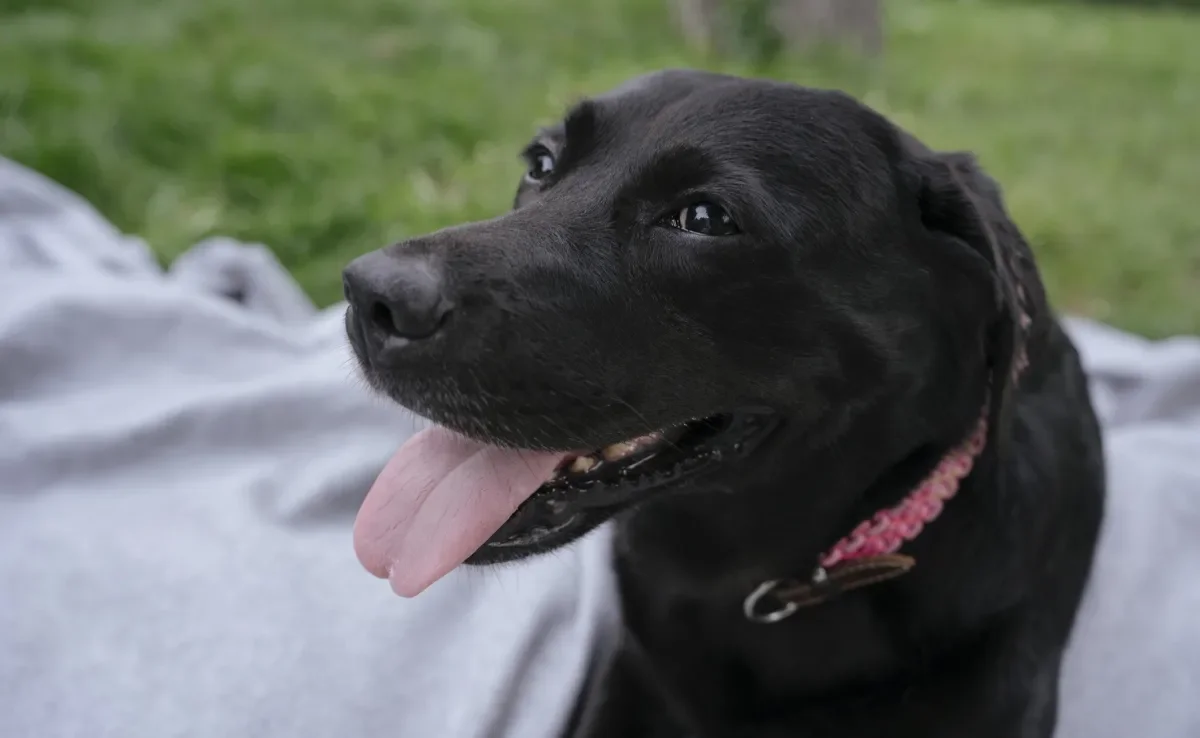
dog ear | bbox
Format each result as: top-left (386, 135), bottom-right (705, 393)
top-left (907, 150), bottom-right (1041, 442)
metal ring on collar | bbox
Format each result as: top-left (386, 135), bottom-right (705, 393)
top-left (742, 579), bottom-right (799, 624)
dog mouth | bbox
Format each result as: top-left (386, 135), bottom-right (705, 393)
top-left (352, 405), bottom-right (781, 596)
top-left (477, 411), bottom-right (779, 558)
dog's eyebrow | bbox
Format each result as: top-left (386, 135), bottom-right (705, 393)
top-left (561, 101), bottom-right (598, 147)
top-left (516, 102), bottom-right (600, 170)
top-left (518, 101), bottom-right (599, 167)
top-left (625, 145), bottom-right (723, 200)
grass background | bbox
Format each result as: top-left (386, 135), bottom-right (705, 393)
top-left (1, 0), bottom-right (1197, 337)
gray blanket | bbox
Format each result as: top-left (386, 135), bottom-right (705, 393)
top-left (1, 157), bottom-right (1197, 738)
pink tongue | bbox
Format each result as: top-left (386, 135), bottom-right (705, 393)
top-left (353, 425), bottom-right (569, 597)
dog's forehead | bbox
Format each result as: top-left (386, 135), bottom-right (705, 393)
top-left (581, 71), bottom-right (864, 151)
top-left (529, 71), bottom-right (896, 202)
top-left (593, 71), bottom-right (772, 126)
top-left (592, 68), bottom-right (737, 106)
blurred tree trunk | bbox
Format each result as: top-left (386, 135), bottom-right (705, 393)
top-left (671, 0), bottom-right (725, 52)
top-left (671, 0), bottom-right (883, 57)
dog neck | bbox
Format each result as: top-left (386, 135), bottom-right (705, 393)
top-left (609, 319), bottom-right (1040, 730)
top-left (746, 331), bottom-right (1031, 619)
top-left (741, 401), bottom-right (993, 622)
top-left (607, 389), bottom-right (1026, 731)
top-left (615, 354), bottom-right (1008, 600)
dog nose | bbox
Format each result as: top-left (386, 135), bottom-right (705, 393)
top-left (343, 250), bottom-right (452, 341)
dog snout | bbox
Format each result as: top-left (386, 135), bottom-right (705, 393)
top-left (343, 250), bottom-right (453, 345)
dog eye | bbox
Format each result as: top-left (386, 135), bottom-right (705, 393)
top-left (671, 202), bottom-right (740, 237)
top-left (525, 150), bottom-right (556, 182)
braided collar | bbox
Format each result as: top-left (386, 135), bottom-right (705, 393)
top-left (744, 320), bottom-right (1032, 624)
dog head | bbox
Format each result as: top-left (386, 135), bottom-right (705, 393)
top-left (344, 70), bottom-right (1040, 580)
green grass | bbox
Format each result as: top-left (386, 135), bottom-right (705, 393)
top-left (1, 0), bottom-right (1197, 336)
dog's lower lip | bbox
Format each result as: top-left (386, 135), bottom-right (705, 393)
top-left (477, 411), bottom-right (780, 555)
top-left (540, 413), bottom-right (758, 497)
top-left (486, 514), bottom-right (581, 548)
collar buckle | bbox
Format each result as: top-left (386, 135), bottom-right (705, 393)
top-left (743, 555), bottom-right (916, 624)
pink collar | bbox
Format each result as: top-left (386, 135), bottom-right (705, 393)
top-left (743, 406), bottom-right (992, 623)
top-left (743, 299), bottom-right (1033, 623)
top-left (818, 407), bottom-right (991, 572)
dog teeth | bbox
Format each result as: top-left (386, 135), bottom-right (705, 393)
top-left (557, 432), bottom-right (670, 478)
top-left (601, 432), bottom-right (665, 462)
top-left (569, 456), bottom-right (599, 474)
top-left (602, 441), bottom-right (639, 461)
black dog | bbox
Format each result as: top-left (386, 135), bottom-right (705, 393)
top-left (343, 70), bottom-right (1105, 738)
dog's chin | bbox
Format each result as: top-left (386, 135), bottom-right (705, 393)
top-left (464, 410), bottom-right (783, 565)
